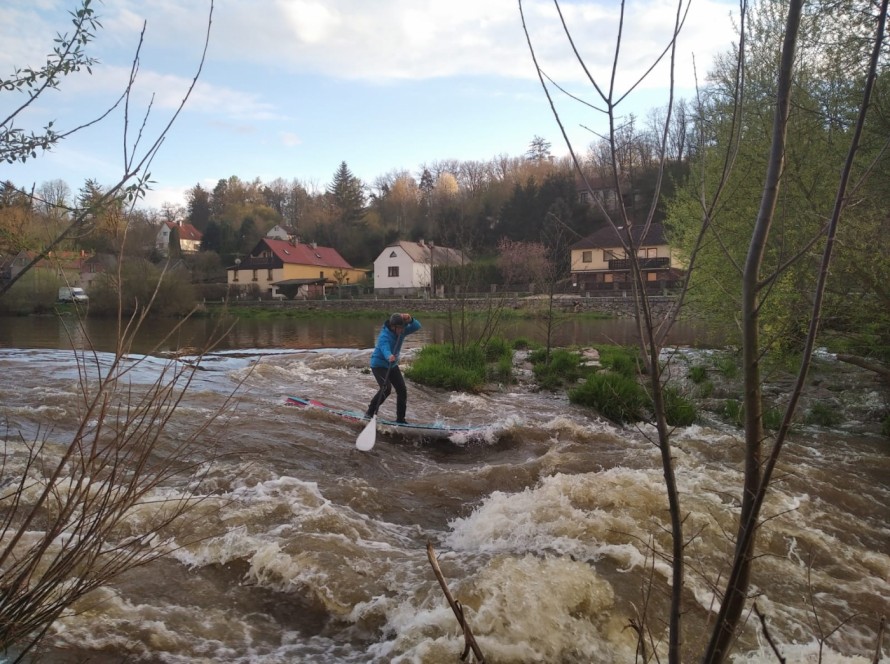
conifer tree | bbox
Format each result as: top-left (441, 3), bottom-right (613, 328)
top-left (327, 161), bottom-right (365, 225)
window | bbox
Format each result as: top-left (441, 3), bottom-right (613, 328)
top-left (647, 272), bottom-right (658, 282)
top-left (233, 270), bottom-right (239, 282)
top-left (582, 251), bottom-right (592, 263)
top-left (319, 271), bottom-right (324, 279)
top-left (252, 269), bottom-right (258, 282)
top-left (388, 266), bottom-right (399, 277)
top-left (638, 247), bottom-right (657, 258)
top-left (389, 251), bottom-right (398, 258)
top-left (267, 269), bottom-right (273, 280)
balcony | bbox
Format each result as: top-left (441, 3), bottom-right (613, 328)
top-left (608, 257), bottom-right (670, 270)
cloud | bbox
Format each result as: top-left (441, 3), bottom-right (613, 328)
top-left (141, 182), bottom-right (189, 210)
top-left (209, 0), bottom-right (738, 89)
top-left (280, 132), bottom-right (302, 147)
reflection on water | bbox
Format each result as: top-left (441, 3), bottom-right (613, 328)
top-left (0, 313), bottom-right (723, 354)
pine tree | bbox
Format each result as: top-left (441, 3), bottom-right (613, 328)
top-left (327, 161), bottom-right (365, 225)
top-left (526, 135), bottom-right (552, 162)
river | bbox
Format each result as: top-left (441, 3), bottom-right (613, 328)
top-left (0, 314), bottom-right (720, 354)
top-left (0, 313), bottom-right (886, 663)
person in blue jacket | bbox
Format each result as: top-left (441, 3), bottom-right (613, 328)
top-left (365, 312), bottom-right (421, 423)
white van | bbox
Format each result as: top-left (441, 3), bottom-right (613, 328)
top-left (58, 286), bottom-right (89, 303)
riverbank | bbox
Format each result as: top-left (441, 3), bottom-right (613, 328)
top-left (209, 293), bottom-right (681, 320)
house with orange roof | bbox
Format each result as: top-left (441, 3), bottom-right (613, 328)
top-left (156, 220), bottom-right (203, 255)
top-left (227, 238), bottom-right (367, 300)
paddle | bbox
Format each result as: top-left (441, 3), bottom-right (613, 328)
top-left (356, 362), bottom-right (393, 452)
top-left (356, 414), bottom-right (377, 451)
top-left (356, 325), bottom-right (403, 451)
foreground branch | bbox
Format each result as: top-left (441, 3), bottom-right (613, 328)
top-left (426, 542), bottom-right (485, 663)
top-left (836, 354), bottom-right (890, 382)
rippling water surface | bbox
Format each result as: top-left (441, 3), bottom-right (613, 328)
top-left (0, 316), bottom-right (886, 663)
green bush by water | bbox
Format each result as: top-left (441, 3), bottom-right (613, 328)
top-left (805, 402), bottom-right (841, 428)
top-left (597, 345), bottom-right (640, 378)
top-left (407, 341), bottom-right (513, 393)
top-left (530, 348), bottom-right (589, 391)
top-left (662, 387), bottom-right (698, 426)
top-left (689, 365), bottom-right (708, 383)
top-left (569, 372), bottom-right (647, 424)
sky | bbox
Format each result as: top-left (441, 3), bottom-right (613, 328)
top-left (1, 0), bottom-right (740, 211)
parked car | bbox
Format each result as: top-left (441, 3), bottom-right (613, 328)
top-left (58, 286), bottom-right (89, 303)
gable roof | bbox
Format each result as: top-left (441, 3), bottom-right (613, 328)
top-left (570, 223), bottom-right (669, 250)
top-left (384, 240), bottom-right (468, 266)
top-left (239, 238), bottom-right (355, 270)
top-left (82, 253), bottom-right (117, 270)
top-left (163, 221), bottom-right (203, 242)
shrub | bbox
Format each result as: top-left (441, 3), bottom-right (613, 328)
top-left (569, 371), bottom-right (647, 424)
top-left (805, 402), bottom-right (842, 428)
top-left (723, 399), bottom-right (743, 426)
top-left (0, 270), bottom-right (61, 315)
top-left (689, 365), bottom-right (708, 383)
top-left (90, 260), bottom-right (196, 317)
top-left (722, 400), bottom-right (784, 430)
top-left (531, 348), bottom-right (586, 391)
top-left (528, 347), bottom-right (548, 365)
top-left (697, 380), bottom-right (715, 398)
top-left (484, 336), bottom-right (512, 362)
top-left (598, 345), bottom-right (639, 378)
top-left (406, 343), bottom-right (487, 392)
top-left (763, 407), bottom-right (784, 431)
top-left (511, 337), bottom-right (537, 350)
top-left (662, 387), bottom-right (698, 426)
top-left (715, 356), bottom-right (739, 379)
top-left (487, 355), bottom-right (515, 384)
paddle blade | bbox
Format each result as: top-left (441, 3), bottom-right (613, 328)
top-left (356, 415), bottom-right (377, 451)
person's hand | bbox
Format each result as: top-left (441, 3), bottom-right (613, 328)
top-left (389, 354), bottom-right (396, 363)
top-left (401, 313), bottom-right (411, 323)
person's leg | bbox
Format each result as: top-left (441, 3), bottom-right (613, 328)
top-left (365, 366), bottom-right (392, 418)
top-left (388, 367), bottom-right (408, 422)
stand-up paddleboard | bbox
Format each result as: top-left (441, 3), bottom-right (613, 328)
top-left (285, 395), bottom-right (488, 442)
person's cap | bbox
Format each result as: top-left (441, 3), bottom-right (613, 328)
top-left (389, 313), bottom-right (404, 327)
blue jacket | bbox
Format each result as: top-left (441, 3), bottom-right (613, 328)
top-left (370, 317), bottom-right (421, 369)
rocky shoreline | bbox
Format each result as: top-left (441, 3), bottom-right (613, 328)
top-left (511, 345), bottom-right (889, 438)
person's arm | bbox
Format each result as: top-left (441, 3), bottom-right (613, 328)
top-left (401, 313), bottom-right (421, 334)
top-left (380, 333), bottom-right (396, 363)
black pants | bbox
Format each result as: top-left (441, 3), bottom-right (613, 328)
top-left (366, 365), bottom-right (407, 421)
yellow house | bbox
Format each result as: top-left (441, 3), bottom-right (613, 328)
top-left (227, 238), bottom-right (367, 299)
top-left (569, 222), bottom-right (684, 292)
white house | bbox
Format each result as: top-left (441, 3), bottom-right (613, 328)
top-left (372, 239), bottom-right (467, 296)
top-left (265, 224), bottom-right (298, 241)
top-left (156, 221), bottom-right (203, 255)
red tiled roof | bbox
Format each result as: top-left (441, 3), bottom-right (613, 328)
top-left (164, 221), bottom-right (203, 241)
top-left (262, 238), bottom-right (354, 269)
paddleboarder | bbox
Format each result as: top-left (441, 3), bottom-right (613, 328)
top-left (365, 312), bottom-right (421, 424)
